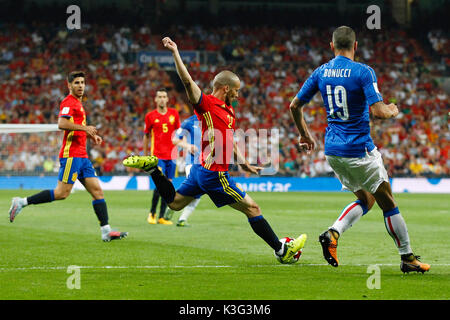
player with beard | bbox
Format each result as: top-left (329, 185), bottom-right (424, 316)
top-left (123, 38), bottom-right (306, 264)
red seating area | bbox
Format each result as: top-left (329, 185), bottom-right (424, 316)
top-left (0, 24), bottom-right (448, 177)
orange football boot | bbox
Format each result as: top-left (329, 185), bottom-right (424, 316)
top-left (401, 255), bottom-right (431, 274)
top-left (319, 229), bottom-right (339, 267)
top-left (158, 217), bottom-right (173, 225)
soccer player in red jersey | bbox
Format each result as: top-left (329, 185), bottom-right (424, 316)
top-left (143, 88), bottom-right (181, 225)
top-left (8, 71), bottom-right (128, 242)
top-left (124, 38), bottom-right (306, 263)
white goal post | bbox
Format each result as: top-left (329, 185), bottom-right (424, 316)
top-left (0, 124), bottom-right (59, 133)
top-left (0, 124), bottom-right (61, 175)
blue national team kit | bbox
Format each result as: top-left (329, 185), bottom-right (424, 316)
top-left (176, 115), bottom-right (202, 166)
top-left (296, 55), bottom-right (383, 158)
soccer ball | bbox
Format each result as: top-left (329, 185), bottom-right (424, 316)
top-left (275, 237), bottom-right (302, 264)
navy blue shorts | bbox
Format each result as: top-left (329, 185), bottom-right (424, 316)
top-left (177, 164), bottom-right (246, 208)
top-left (158, 159), bottom-right (177, 180)
top-left (58, 157), bottom-right (97, 184)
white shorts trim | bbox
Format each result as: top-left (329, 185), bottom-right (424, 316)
top-left (326, 148), bottom-right (389, 194)
top-left (185, 164), bottom-right (193, 177)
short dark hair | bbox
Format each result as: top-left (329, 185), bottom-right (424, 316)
top-left (67, 71), bottom-right (85, 83)
top-left (156, 87), bottom-right (168, 93)
top-left (332, 26), bottom-right (356, 50)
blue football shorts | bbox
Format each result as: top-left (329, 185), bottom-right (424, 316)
top-left (177, 164), bottom-right (246, 207)
top-left (158, 159), bottom-right (177, 180)
top-left (58, 157), bottom-right (97, 184)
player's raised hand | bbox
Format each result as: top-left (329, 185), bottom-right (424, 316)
top-left (299, 135), bottom-right (316, 154)
top-left (162, 37), bottom-right (177, 53)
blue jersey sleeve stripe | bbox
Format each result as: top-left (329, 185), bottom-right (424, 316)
top-left (360, 64), bottom-right (375, 82)
top-left (366, 65), bottom-right (376, 82)
top-left (360, 64), bottom-right (383, 105)
top-left (194, 92), bottom-right (203, 106)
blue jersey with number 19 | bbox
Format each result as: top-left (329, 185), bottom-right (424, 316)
top-left (296, 55), bottom-right (383, 158)
top-left (176, 115), bottom-right (202, 165)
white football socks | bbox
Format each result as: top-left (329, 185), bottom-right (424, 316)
top-left (331, 201), bottom-right (412, 256)
top-left (178, 198), bottom-right (200, 222)
top-left (383, 208), bottom-right (412, 255)
top-left (101, 224), bottom-right (111, 237)
top-left (276, 242), bottom-right (285, 256)
top-left (330, 201), bottom-right (366, 235)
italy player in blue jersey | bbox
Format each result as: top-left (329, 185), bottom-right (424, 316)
top-left (290, 26), bottom-right (429, 273)
top-left (172, 114), bottom-right (202, 227)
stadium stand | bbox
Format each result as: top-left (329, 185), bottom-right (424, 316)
top-left (0, 23), bottom-right (448, 178)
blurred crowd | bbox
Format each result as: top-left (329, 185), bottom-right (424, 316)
top-left (0, 24), bottom-right (448, 178)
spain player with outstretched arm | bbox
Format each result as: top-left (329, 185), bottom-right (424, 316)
top-left (123, 37), bottom-right (306, 264)
top-left (289, 26), bottom-right (429, 273)
top-left (8, 71), bottom-right (128, 242)
top-left (143, 88), bottom-right (181, 225)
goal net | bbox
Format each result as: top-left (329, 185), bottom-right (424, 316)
top-left (0, 124), bottom-right (61, 176)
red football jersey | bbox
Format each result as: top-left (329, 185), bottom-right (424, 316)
top-left (144, 108), bottom-right (180, 160)
top-left (58, 94), bottom-right (88, 158)
top-left (194, 93), bottom-right (236, 172)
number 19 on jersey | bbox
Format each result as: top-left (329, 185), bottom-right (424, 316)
top-left (326, 85), bottom-right (349, 121)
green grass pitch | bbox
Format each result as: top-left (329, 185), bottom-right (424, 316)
top-left (0, 190), bottom-right (448, 300)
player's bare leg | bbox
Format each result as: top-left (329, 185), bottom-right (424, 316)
top-left (167, 193), bottom-right (195, 212)
top-left (82, 177), bottom-right (128, 242)
top-left (228, 193), bottom-right (261, 218)
top-left (53, 180), bottom-right (75, 200)
top-left (229, 194), bottom-right (307, 264)
top-left (373, 181), bottom-right (430, 273)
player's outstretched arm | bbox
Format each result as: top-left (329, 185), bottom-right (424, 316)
top-left (289, 97), bottom-right (316, 152)
top-left (234, 141), bottom-right (262, 175)
top-left (370, 101), bottom-right (399, 119)
top-left (143, 133), bottom-right (150, 156)
top-left (172, 136), bottom-right (197, 155)
top-left (162, 37), bottom-right (201, 105)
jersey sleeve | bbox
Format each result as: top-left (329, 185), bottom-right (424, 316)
top-left (174, 111), bottom-right (181, 129)
top-left (144, 114), bottom-right (152, 135)
top-left (192, 92), bottom-right (209, 114)
top-left (360, 65), bottom-right (383, 106)
top-left (296, 68), bottom-right (319, 103)
top-left (58, 101), bottom-right (75, 119)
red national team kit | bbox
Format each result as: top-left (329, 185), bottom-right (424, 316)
top-left (57, 94), bottom-right (96, 184)
top-left (176, 92), bottom-right (246, 208)
top-left (58, 94), bottom-right (88, 158)
top-left (194, 93), bottom-right (236, 171)
top-left (144, 108), bottom-right (180, 160)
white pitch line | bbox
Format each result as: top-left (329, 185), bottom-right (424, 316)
top-left (0, 264), bottom-right (448, 271)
